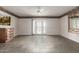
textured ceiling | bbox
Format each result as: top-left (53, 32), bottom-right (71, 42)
top-left (1, 6), bottom-right (76, 17)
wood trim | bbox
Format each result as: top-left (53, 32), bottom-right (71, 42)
top-left (59, 6), bottom-right (79, 17)
top-left (18, 16), bottom-right (61, 18)
top-left (68, 15), bottom-right (71, 32)
top-left (0, 7), bottom-right (20, 18)
top-left (32, 18), bottom-right (33, 35)
top-left (0, 6), bottom-right (61, 18)
top-left (0, 6), bottom-right (78, 18)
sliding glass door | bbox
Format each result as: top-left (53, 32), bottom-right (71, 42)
top-left (33, 19), bottom-right (46, 34)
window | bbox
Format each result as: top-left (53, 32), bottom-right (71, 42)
top-left (68, 9), bottom-right (79, 33)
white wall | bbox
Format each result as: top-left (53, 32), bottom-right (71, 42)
top-left (0, 10), bottom-right (60, 36)
top-left (60, 15), bottom-right (79, 43)
top-left (0, 10), bottom-right (18, 36)
top-left (17, 18), bottom-right (60, 35)
top-left (45, 18), bottom-right (60, 35)
top-left (17, 16), bottom-right (79, 43)
top-left (17, 18), bottom-right (32, 35)
top-left (1, 9), bottom-right (79, 43)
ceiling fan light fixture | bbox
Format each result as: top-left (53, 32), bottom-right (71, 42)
top-left (37, 6), bottom-right (44, 15)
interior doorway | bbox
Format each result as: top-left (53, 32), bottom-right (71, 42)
top-left (33, 19), bottom-right (46, 35)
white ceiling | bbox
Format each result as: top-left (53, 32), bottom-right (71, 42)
top-left (1, 6), bottom-right (76, 17)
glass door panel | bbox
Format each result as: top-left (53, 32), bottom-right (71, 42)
top-left (33, 19), bottom-right (46, 34)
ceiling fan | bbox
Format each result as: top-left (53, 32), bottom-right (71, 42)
top-left (37, 6), bottom-right (44, 15)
